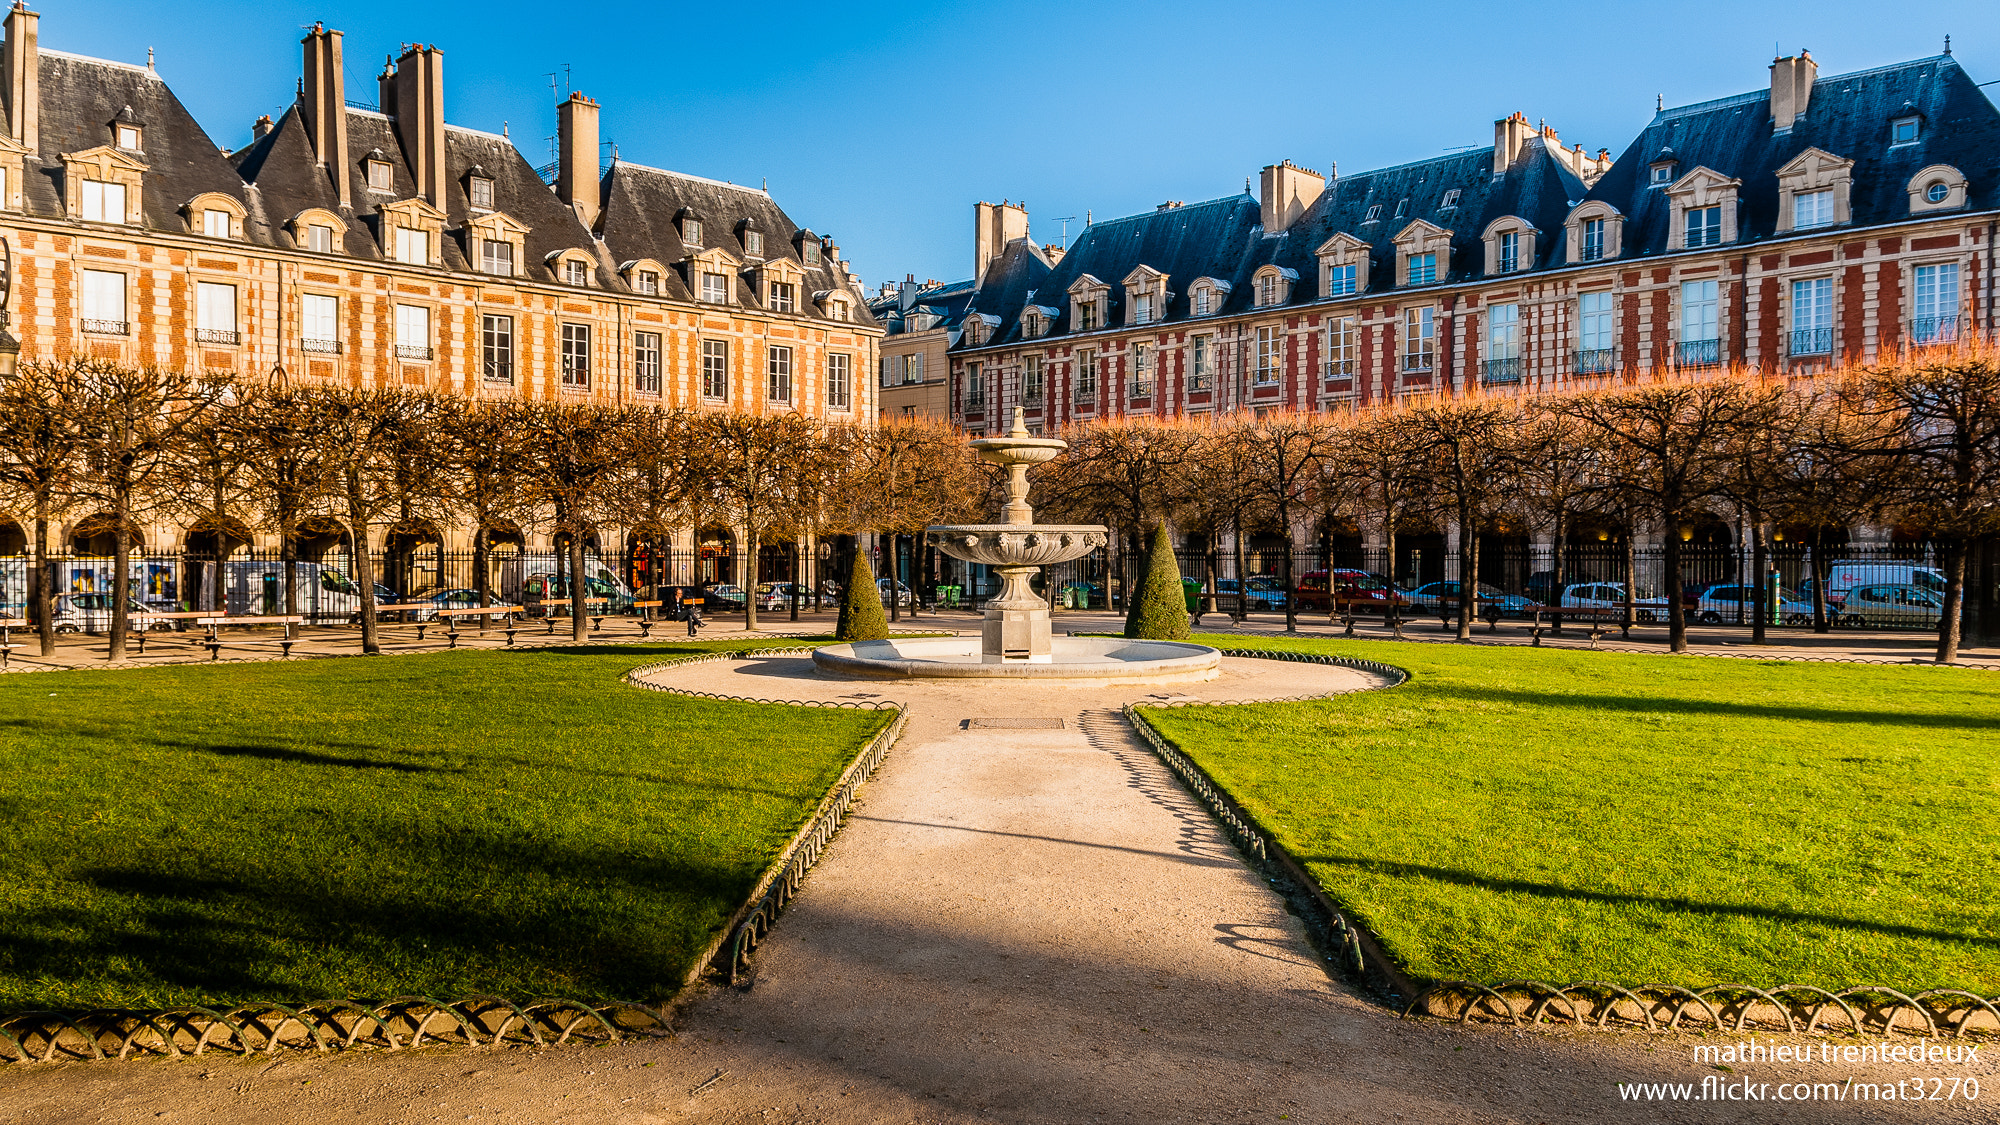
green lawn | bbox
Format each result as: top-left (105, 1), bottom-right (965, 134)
top-left (1143, 637), bottom-right (2000, 993)
top-left (0, 641), bottom-right (890, 1010)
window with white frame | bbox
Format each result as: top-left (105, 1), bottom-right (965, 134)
top-left (1912, 263), bottom-right (1960, 343)
top-left (1190, 335), bottom-right (1214, 392)
top-left (394, 303), bottom-right (431, 359)
top-left (905, 352), bottom-right (925, 384)
top-left (1581, 218), bottom-right (1605, 262)
top-left (202, 209), bottom-right (231, 238)
top-left (1325, 263), bottom-right (1357, 297)
top-left (770, 281), bottom-right (796, 312)
top-left (302, 294), bottom-right (339, 352)
top-left (561, 323), bottom-right (591, 388)
top-left (1077, 297), bottom-right (1099, 330)
top-left (828, 353), bottom-right (851, 410)
top-left (1577, 291), bottom-right (1614, 372)
top-left (481, 239), bottom-right (514, 276)
top-left (308, 223), bottom-right (335, 253)
top-left (117, 124), bottom-right (141, 151)
top-left (701, 339), bottom-right (729, 399)
top-left (469, 176), bottom-right (494, 210)
top-left (1485, 303), bottom-right (1520, 382)
top-left (563, 258), bottom-right (588, 286)
top-left (767, 345), bottom-right (793, 402)
top-left (81, 180), bottom-right (127, 224)
top-left (1496, 231), bottom-right (1519, 274)
top-left (1024, 354), bottom-right (1044, 403)
top-left (634, 330), bottom-right (662, 394)
top-left (1324, 316), bottom-right (1357, 380)
top-left (1402, 306), bottom-right (1434, 371)
top-left (683, 218), bottom-right (703, 247)
top-left (81, 269), bottom-right (127, 332)
top-left (196, 282), bottom-right (238, 344)
top-left (1892, 116), bottom-right (1920, 145)
top-left (366, 159), bottom-right (392, 193)
top-left (1076, 350), bottom-right (1098, 400)
top-left (636, 269), bottom-right (659, 295)
top-left (1194, 286), bottom-right (1213, 316)
top-left (1441, 189), bottom-right (1460, 209)
top-left (1255, 326), bottom-right (1281, 384)
top-left (1678, 280), bottom-right (1719, 366)
top-left (1793, 189), bottom-right (1834, 230)
top-left (745, 230), bottom-right (763, 257)
top-left (1684, 206), bottom-right (1722, 248)
top-left (1133, 291), bottom-right (1154, 324)
top-left (1257, 274), bottom-right (1280, 307)
top-left (1790, 278), bottom-right (1833, 355)
top-left (701, 271), bottom-right (728, 303)
top-left (481, 314), bottom-right (513, 382)
top-left (1131, 343), bottom-right (1154, 398)
top-left (1406, 252), bottom-right (1437, 285)
top-left (964, 362), bottom-right (984, 409)
top-left (395, 227), bottom-right (428, 266)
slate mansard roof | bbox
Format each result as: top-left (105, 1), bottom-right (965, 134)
top-left (957, 52), bottom-right (2000, 354)
top-left (1583, 54), bottom-right (2000, 256)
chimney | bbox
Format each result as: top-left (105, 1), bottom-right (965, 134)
top-left (3, 2), bottom-right (39, 155)
top-left (1769, 50), bottom-right (1818, 132)
top-left (299, 23), bottom-right (349, 209)
top-left (1493, 112), bottom-right (1533, 175)
top-left (1258, 160), bottom-right (1325, 233)
top-left (253, 114), bottom-right (274, 139)
top-left (391, 45), bottom-right (447, 207)
top-left (556, 91), bottom-right (600, 229)
top-left (973, 200), bottom-right (1029, 280)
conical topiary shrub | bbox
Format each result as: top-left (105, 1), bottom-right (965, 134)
top-left (1124, 524), bottom-right (1192, 640)
top-left (836, 542), bottom-right (891, 642)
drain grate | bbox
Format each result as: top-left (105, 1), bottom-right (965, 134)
top-left (965, 717), bottom-right (1066, 730)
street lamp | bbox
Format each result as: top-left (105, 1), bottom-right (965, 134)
top-left (0, 235), bottom-right (17, 380)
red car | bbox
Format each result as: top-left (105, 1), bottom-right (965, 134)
top-left (1294, 569), bottom-right (1414, 612)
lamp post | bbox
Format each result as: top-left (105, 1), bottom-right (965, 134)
top-left (0, 235), bottom-right (19, 380)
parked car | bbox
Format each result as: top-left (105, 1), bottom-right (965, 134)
top-left (1816, 563), bottom-right (1946, 607)
top-left (1558, 582), bottom-right (1673, 622)
top-left (755, 583), bottom-right (807, 611)
top-left (1842, 583), bottom-right (1950, 627)
top-left (1405, 581), bottom-right (1539, 618)
top-left (703, 584), bottom-right (748, 612)
top-left (1525, 570), bottom-right (1598, 606)
top-left (1215, 577), bottom-right (1285, 611)
top-left (1292, 570), bottom-right (1413, 613)
top-left (876, 578), bottom-right (913, 607)
top-left (49, 592), bottom-right (156, 633)
top-left (1692, 584), bottom-right (1813, 625)
top-left (404, 586), bottom-right (492, 622)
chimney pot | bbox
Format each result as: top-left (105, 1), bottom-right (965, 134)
top-left (1259, 160), bottom-right (1325, 233)
top-left (4, 2), bottom-right (40, 156)
top-left (556, 90), bottom-right (601, 229)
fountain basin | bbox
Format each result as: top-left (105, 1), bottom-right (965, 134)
top-left (812, 637), bottom-right (1222, 683)
top-left (924, 524), bottom-right (1107, 568)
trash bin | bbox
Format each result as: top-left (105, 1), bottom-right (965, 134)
top-left (1181, 577), bottom-right (1202, 613)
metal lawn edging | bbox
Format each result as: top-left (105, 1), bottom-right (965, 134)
top-left (0, 646), bottom-right (905, 1064)
top-left (1128, 644), bottom-right (2000, 1038)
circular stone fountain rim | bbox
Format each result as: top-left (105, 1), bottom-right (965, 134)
top-left (811, 637), bottom-right (1222, 682)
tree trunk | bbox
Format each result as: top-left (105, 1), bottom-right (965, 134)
top-left (570, 528), bottom-right (589, 641)
top-left (1280, 503), bottom-right (1298, 633)
top-left (1663, 521), bottom-right (1687, 653)
top-left (1205, 532), bottom-right (1220, 622)
top-left (110, 497), bottom-right (131, 661)
top-left (884, 533), bottom-right (898, 623)
top-left (1621, 532), bottom-right (1636, 639)
top-left (349, 489), bottom-right (380, 654)
top-left (1382, 505), bottom-right (1400, 634)
top-left (1459, 521), bottom-right (1479, 641)
top-left (1231, 519), bottom-right (1248, 623)
top-left (473, 526), bottom-right (491, 629)
top-left (1809, 529), bottom-right (1830, 633)
top-left (31, 505), bottom-right (53, 656)
top-left (1748, 512), bottom-right (1767, 645)
top-left (1550, 510), bottom-right (1567, 636)
top-left (281, 518), bottom-right (300, 619)
top-left (790, 541), bottom-right (802, 622)
top-left (1935, 539), bottom-right (1966, 663)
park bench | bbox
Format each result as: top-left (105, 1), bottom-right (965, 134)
top-left (541, 597), bottom-right (612, 634)
top-left (369, 603), bottom-right (441, 641)
top-left (126, 611), bottom-right (214, 655)
top-left (0, 616), bottom-right (22, 669)
top-left (434, 604), bottom-right (522, 648)
top-left (1528, 606), bottom-right (1638, 647)
top-left (194, 615), bottom-right (305, 660)
top-left (631, 600), bottom-right (663, 638)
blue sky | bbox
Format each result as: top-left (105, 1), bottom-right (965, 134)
top-left (42, 0), bottom-right (2000, 289)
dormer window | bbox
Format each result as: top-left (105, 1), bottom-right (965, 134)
top-left (1194, 286), bottom-right (1212, 316)
top-left (1892, 116), bottom-right (1920, 145)
top-left (770, 281), bottom-right (796, 312)
top-left (1025, 310), bottom-right (1042, 337)
top-left (745, 229), bottom-right (763, 257)
top-left (681, 214), bottom-right (704, 247)
top-left (1079, 299), bottom-right (1098, 330)
top-left (1393, 220), bottom-right (1453, 287)
top-left (1581, 218), bottom-right (1605, 260)
top-left (1497, 231), bottom-right (1518, 273)
top-left (1253, 265), bottom-right (1298, 307)
top-left (1482, 216), bottom-right (1538, 276)
top-left (116, 125), bottom-right (141, 151)
top-left (636, 269), bottom-right (659, 295)
top-left (1685, 206), bottom-right (1721, 248)
top-left (1440, 189), bottom-right (1460, 209)
top-left (1906, 164), bottom-right (1968, 214)
top-left (1665, 167), bottom-right (1741, 251)
top-left (366, 156), bottom-right (393, 193)
top-left (1365, 205), bottom-right (1383, 222)
top-left (1565, 201), bottom-right (1624, 264)
top-left (202, 208), bottom-right (231, 238)
top-left (395, 227), bottom-right (428, 266)
top-left (81, 180), bottom-right (127, 224)
top-left (1406, 253), bottom-right (1437, 284)
top-left (1649, 150), bottom-right (1679, 186)
top-left (700, 271), bottom-right (728, 303)
top-left (1393, 198), bottom-right (1408, 219)
top-left (1652, 165), bottom-right (1675, 184)
top-left (468, 174), bottom-right (494, 211)
top-left (309, 223), bottom-right (335, 253)
top-left (803, 240), bottom-right (821, 265)
top-left (1258, 274), bottom-right (1279, 305)
top-left (481, 239), bottom-right (514, 276)
top-left (563, 259), bottom-right (589, 286)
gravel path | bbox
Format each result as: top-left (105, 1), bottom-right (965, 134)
top-left (0, 653), bottom-right (1989, 1123)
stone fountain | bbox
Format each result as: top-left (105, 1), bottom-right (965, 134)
top-left (812, 408), bottom-right (1220, 683)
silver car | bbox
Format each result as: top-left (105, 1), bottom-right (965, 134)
top-left (1693, 584), bottom-right (1813, 625)
top-left (1841, 583), bottom-right (1948, 627)
top-left (1559, 582), bottom-right (1673, 623)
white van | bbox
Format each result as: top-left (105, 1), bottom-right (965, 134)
top-left (1822, 563), bottom-right (1945, 607)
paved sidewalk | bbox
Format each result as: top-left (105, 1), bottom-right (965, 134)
top-left (0, 652), bottom-right (1983, 1123)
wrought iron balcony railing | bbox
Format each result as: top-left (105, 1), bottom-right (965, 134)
top-left (1677, 338), bottom-right (1721, 368)
top-left (1911, 315), bottom-right (1960, 345)
top-left (195, 328), bottom-right (239, 346)
top-left (301, 337), bottom-right (342, 355)
top-left (82, 318), bottom-right (129, 336)
top-left (1480, 356), bottom-right (1522, 384)
top-left (1401, 352), bottom-right (1434, 373)
top-left (1573, 347), bottom-right (1615, 375)
top-left (1129, 380), bottom-right (1155, 400)
top-left (395, 344), bottom-right (434, 361)
top-left (1789, 327), bottom-right (1832, 356)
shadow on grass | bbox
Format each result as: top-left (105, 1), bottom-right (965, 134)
top-left (1307, 854), bottom-right (2000, 948)
top-left (186, 743), bottom-right (461, 773)
top-left (0, 819), bottom-right (763, 1008)
top-left (1424, 684), bottom-right (2000, 732)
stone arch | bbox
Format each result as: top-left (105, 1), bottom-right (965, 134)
top-left (625, 520), bottom-right (677, 594)
top-left (68, 513), bottom-right (143, 555)
top-left (383, 518), bottom-right (445, 598)
top-left (696, 527), bottom-right (736, 587)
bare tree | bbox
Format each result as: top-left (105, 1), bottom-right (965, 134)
top-left (1714, 378), bottom-right (1796, 643)
top-left (1341, 407), bottom-right (1433, 630)
top-left (1557, 377), bottom-right (1749, 652)
top-left (70, 362), bottom-right (228, 659)
top-left (1512, 402), bottom-right (1604, 632)
top-left (1858, 345), bottom-right (2000, 661)
top-left (1238, 411), bottom-right (1339, 632)
top-left (1035, 419), bottom-right (1199, 607)
top-left (699, 411), bottom-right (816, 631)
top-left (304, 386), bottom-right (441, 653)
top-left (225, 379), bottom-right (338, 617)
top-left (438, 399), bottom-right (534, 623)
top-left (517, 403), bottom-right (635, 641)
top-left (1400, 397), bottom-right (1519, 639)
top-left (0, 361), bottom-right (86, 654)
